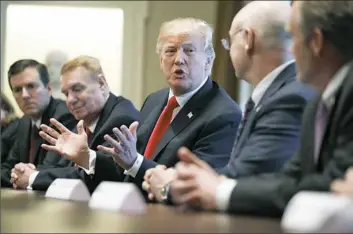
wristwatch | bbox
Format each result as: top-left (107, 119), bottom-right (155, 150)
top-left (160, 182), bottom-right (171, 202)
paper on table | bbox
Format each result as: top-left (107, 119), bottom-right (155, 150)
top-left (45, 178), bottom-right (91, 202)
top-left (281, 191), bottom-right (353, 233)
top-left (89, 181), bottom-right (146, 214)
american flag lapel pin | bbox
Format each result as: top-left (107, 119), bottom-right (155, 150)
top-left (187, 112), bottom-right (193, 119)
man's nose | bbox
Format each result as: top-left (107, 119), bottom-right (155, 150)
top-left (174, 49), bottom-right (186, 65)
top-left (21, 87), bottom-right (31, 99)
top-left (66, 92), bottom-right (78, 105)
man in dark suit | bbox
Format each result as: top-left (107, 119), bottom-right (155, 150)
top-left (1, 59), bottom-right (77, 188)
top-left (39, 18), bottom-right (242, 193)
top-left (14, 56), bottom-right (140, 191)
top-left (169, 0), bottom-right (353, 217)
top-left (143, 1), bottom-right (315, 202)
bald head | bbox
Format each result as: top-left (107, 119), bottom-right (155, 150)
top-left (230, 1), bottom-right (291, 50)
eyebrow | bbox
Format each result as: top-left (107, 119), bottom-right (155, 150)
top-left (61, 82), bottom-right (83, 93)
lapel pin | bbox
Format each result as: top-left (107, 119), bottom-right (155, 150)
top-left (256, 105), bottom-right (262, 112)
top-left (187, 112), bottom-right (193, 119)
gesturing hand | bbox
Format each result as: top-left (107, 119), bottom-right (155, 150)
top-left (39, 118), bottom-right (90, 169)
top-left (97, 121), bottom-right (139, 170)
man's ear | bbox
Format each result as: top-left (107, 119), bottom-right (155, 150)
top-left (243, 28), bottom-right (255, 55)
top-left (310, 28), bottom-right (324, 57)
top-left (47, 82), bottom-right (53, 94)
top-left (97, 74), bottom-right (106, 89)
top-left (205, 56), bottom-right (213, 73)
top-left (159, 55), bottom-right (164, 71)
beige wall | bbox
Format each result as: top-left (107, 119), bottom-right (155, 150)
top-left (142, 1), bottom-right (218, 101)
top-left (1, 1), bottom-right (218, 112)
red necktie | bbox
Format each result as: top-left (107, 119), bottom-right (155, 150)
top-left (144, 96), bottom-right (179, 159)
top-left (85, 127), bottom-right (92, 146)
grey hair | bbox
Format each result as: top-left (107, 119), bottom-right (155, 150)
top-left (156, 17), bottom-right (216, 76)
top-left (298, 1), bottom-right (353, 60)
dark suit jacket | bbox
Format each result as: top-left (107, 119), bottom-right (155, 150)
top-left (1, 97), bottom-right (77, 187)
top-left (90, 79), bottom-right (242, 192)
top-left (218, 63), bottom-right (316, 178)
top-left (1, 118), bottom-right (20, 162)
top-left (227, 63), bottom-right (353, 217)
top-left (31, 93), bottom-right (140, 191)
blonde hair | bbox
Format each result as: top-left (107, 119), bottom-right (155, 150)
top-left (61, 55), bottom-right (104, 77)
top-left (156, 17), bottom-right (216, 76)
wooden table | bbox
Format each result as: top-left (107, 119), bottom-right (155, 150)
top-left (1, 189), bottom-right (282, 233)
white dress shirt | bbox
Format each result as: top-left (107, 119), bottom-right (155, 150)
top-left (215, 60), bottom-right (297, 211)
top-left (84, 77), bottom-right (209, 178)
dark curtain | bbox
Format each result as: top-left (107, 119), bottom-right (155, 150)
top-left (212, 0), bottom-right (248, 102)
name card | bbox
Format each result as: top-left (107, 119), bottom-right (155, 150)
top-left (45, 178), bottom-right (91, 202)
top-left (88, 181), bottom-right (146, 214)
top-left (281, 191), bottom-right (353, 233)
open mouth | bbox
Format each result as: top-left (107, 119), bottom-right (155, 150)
top-left (174, 69), bottom-right (186, 77)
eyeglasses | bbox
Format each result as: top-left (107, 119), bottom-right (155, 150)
top-left (221, 28), bottom-right (244, 51)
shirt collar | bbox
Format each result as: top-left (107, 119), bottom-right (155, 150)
top-left (87, 117), bottom-right (99, 133)
top-left (86, 93), bottom-right (110, 133)
top-left (251, 60), bottom-right (295, 107)
top-left (31, 117), bottom-right (42, 128)
top-left (322, 60), bottom-right (352, 108)
top-left (168, 76), bottom-right (208, 108)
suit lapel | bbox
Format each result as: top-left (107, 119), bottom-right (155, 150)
top-left (90, 94), bottom-right (118, 148)
top-left (258, 62), bottom-right (297, 108)
top-left (150, 79), bottom-right (216, 160)
top-left (302, 97), bottom-right (321, 172)
top-left (231, 63), bottom-right (297, 156)
top-left (138, 91), bottom-right (169, 153)
top-left (319, 75), bottom-right (349, 168)
top-left (33, 97), bottom-right (57, 163)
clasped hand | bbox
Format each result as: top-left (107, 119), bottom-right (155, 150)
top-left (10, 162), bottom-right (37, 189)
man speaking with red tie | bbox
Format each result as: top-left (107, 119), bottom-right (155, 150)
top-left (39, 17), bottom-right (242, 193)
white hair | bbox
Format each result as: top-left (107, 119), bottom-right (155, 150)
top-left (156, 17), bottom-right (216, 77)
top-left (235, 1), bottom-right (292, 50)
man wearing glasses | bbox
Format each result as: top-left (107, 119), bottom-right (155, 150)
top-left (143, 1), bottom-right (316, 203)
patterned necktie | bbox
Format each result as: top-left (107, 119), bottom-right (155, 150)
top-left (314, 101), bottom-right (329, 163)
top-left (235, 98), bottom-right (255, 143)
top-left (144, 96), bottom-right (179, 159)
top-left (28, 125), bottom-right (39, 164)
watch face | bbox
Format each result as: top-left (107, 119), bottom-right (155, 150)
top-left (160, 184), bottom-right (169, 200)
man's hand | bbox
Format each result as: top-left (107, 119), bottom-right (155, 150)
top-left (39, 118), bottom-right (90, 169)
top-left (170, 162), bottom-right (224, 211)
top-left (168, 146), bottom-right (226, 210)
top-left (331, 167), bottom-right (353, 197)
top-left (11, 163), bottom-right (37, 189)
top-left (142, 165), bottom-right (176, 202)
top-left (97, 121), bottom-right (139, 170)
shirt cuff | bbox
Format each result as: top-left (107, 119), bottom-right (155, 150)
top-left (216, 179), bottom-right (237, 212)
top-left (79, 149), bottom-right (96, 175)
top-left (27, 171), bottom-right (40, 190)
top-left (124, 153), bottom-right (144, 178)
